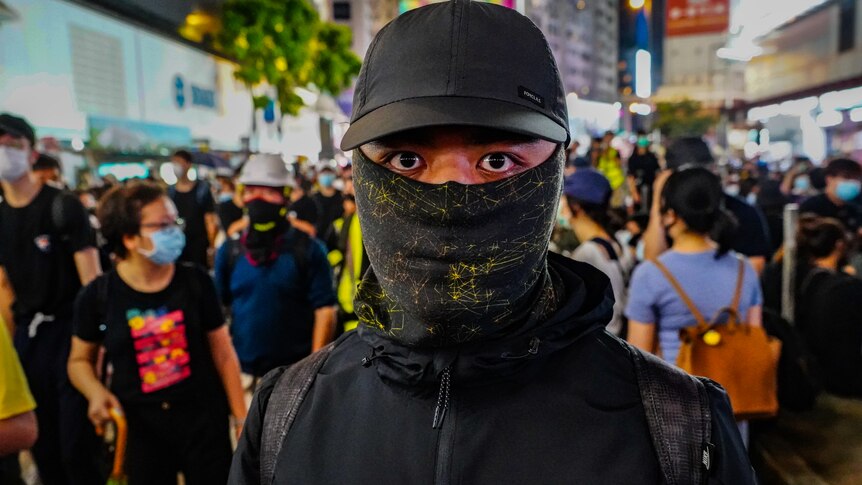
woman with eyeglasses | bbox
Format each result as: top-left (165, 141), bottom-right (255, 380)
top-left (67, 182), bottom-right (246, 485)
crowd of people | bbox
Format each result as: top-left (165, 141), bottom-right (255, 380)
top-left (1, 2), bottom-right (861, 484)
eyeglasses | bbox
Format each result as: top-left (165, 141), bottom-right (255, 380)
top-left (140, 218), bottom-right (185, 231)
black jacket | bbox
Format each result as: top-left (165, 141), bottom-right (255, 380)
top-left (230, 253), bottom-right (755, 484)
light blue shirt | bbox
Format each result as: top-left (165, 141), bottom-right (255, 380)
top-left (625, 250), bottom-right (763, 364)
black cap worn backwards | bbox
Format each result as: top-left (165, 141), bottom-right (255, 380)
top-left (340, 0), bottom-right (570, 151)
top-left (0, 113), bottom-right (36, 147)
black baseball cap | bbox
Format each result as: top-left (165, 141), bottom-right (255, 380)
top-left (0, 113), bottom-right (36, 147)
top-left (340, 0), bottom-right (569, 151)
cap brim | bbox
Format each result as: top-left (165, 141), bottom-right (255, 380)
top-left (340, 96), bottom-right (568, 151)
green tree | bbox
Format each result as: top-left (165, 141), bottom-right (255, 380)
top-left (654, 99), bottom-right (718, 139)
top-left (217, 0), bottom-right (361, 119)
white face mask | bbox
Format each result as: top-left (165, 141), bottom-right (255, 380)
top-left (172, 162), bottom-right (187, 179)
top-left (0, 146), bottom-right (30, 182)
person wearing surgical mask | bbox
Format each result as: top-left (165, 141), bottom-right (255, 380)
top-left (800, 158), bottom-right (862, 235)
top-left (0, 113), bottom-right (104, 484)
top-left (68, 182), bottom-right (246, 484)
top-left (312, 166), bottom-right (344, 239)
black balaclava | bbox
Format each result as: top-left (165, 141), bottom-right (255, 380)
top-left (353, 149), bottom-right (565, 348)
top-left (243, 198), bottom-right (289, 266)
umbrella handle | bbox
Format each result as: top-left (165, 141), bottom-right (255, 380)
top-left (108, 407), bottom-right (127, 479)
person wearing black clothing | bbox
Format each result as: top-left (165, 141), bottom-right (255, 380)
top-left (645, 136), bottom-right (771, 273)
top-left (312, 167), bottom-right (344, 238)
top-left (626, 133), bottom-right (660, 211)
top-left (68, 183), bottom-right (246, 485)
top-left (0, 113), bottom-right (104, 485)
top-left (799, 158), bottom-right (862, 233)
top-left (763, 216), bottom-right (862, 398)
top-left (285, 178), bottom-right (321, 239)
top-left (229, 3), bottom-right (754, 484)
top-left (169, 150), bottom-right (217, 267)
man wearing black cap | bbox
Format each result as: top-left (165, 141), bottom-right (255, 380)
top-left (230, 3), bottom-right (754, 484)
top-left (0, 113), bottom-right (104, 484)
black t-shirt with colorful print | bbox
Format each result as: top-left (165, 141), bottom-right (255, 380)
top-left (74, 264), bottom-right (225, 404)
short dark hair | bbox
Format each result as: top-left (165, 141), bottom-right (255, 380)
top-left (33, 153), bottom-right (61, 171)
top-left (173, 150), bottom-right (193, 164)
top-left (665, 137), bottom-right (714, 170)
top-left (797, 215), bottom-right (847, 263)
top-left (824, 158), bottom-right (862, 180)
top-left (97, 182), bottom-right (166, 258)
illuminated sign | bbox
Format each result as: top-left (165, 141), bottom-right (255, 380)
top-left (666, 0), bottom-right (729, 37)
top-left (174, 74), bottom-right (216, 110)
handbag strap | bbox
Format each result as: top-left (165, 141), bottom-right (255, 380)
top-left (652, 259), bottom-right (710, 330)
top-left (709, 257), bottom-right (746, 326)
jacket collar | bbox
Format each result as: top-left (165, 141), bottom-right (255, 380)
top-left (357, 252), bottom-right (615, 387)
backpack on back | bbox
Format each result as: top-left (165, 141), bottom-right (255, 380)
top-left (653, 257), bottom-right (781, 420)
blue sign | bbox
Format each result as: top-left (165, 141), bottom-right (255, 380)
top-left (174, 75), bottom-right (186, 108)
top-left (174, 74), bottom-right (216, 110)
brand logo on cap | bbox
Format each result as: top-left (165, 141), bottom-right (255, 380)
top-left (518, 86), bottom-right (545, 108)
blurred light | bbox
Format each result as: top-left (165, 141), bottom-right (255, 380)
top-left (759, 129), bottom-right (770, 148)
top-left (576, 0), bottom-right (586, 10)
top-left (567, 92), bottom-right (579, 101)
top-left (635, 49), bottom-right (652, 98)
top-left (779, 97), bottom-right (818, 117)
top-left (716, 45), bottom-right (763, 62)
top-left (850, 107), bottom-right (862, 123)
top-left (294, 87), bottom-right (318, 106)
top-left (613, 102), bottom-right (622, 110)
top-left (629, 103), bottom-right (652, 116)
top-left (801, 113), bottom-right (827, 163)
top-left (747, 103), bottom-right (780, 122)
top-left (819, 86), bottom-right (862, 112)
top-left (816, 110), bottom-right (842, 128)
top-left (160, 163), bottom-right (178, 185)
top-left (188, 167), bottom-right (198, 182)
top-left (98, 163), bottom-right (149, 181)
top-left (629, 0), bottom-right (645, 8)
top-left (71, 137), bottom-right (85, 152)
top-left (743, 141), bottom-right (760, 159)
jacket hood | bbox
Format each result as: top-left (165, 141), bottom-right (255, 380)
top-left (357, 252), bottom-right (615, 387)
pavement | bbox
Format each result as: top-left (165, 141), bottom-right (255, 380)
top-left (752, 394), bottom-right (862, 484)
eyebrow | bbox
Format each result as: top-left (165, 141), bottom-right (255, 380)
top-left (366, 129), bottom-right (543, 151)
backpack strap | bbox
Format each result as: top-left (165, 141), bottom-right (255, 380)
top-left (627, 342), bottom-right (713, 485)
top-left (729, 257), bottom-right (745, 317)
top-left (260, 341), bottom-right (337, 485)
top-left (652, 259), bottom-right (710, 330)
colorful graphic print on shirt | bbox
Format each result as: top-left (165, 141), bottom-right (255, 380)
top-left (127, 307), bottom-right (191, 393)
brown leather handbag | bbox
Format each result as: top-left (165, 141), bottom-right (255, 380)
top-left (653, 258), bottom-right (781, 420)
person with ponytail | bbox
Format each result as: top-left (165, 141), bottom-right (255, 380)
top-left (625, 166), bottom-right (764, 365)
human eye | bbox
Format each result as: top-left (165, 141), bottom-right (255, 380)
top-left (479, 153), bottom-right (519, 173)
top-left (385, 152), bottom-right (425, 173)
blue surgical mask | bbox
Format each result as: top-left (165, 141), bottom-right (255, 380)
top-left (836, 180), bottom-right (862, 202)
top-left (138, 226), bottom-right (186, 265)
top-left (218, 193), bottom-right (233, 203)
top-left (793, 176), bottom-right (810, 192)
top-left (319, 173), bottom-right (336, 188)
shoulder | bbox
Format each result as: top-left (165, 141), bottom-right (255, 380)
top-left (572, 241), bottom-right (601, 260)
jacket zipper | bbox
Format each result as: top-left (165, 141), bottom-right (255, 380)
top-left (433, 366), bottom-right (455, 485)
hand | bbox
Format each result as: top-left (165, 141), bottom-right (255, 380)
top-left (652, 170), bottom-right (672, 208)
top-left (88, 388), bottom-right (122, 431)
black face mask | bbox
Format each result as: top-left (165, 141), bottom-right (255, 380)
top-left (353, 149), bottom-right (564, 347)
top-left (244, 199), bottom-right (288, 265)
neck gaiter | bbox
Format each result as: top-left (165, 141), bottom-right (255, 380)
top-left (243, 199), bottom-right (288, 266)
top-left (353, 149), bottom-right (564, 347)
